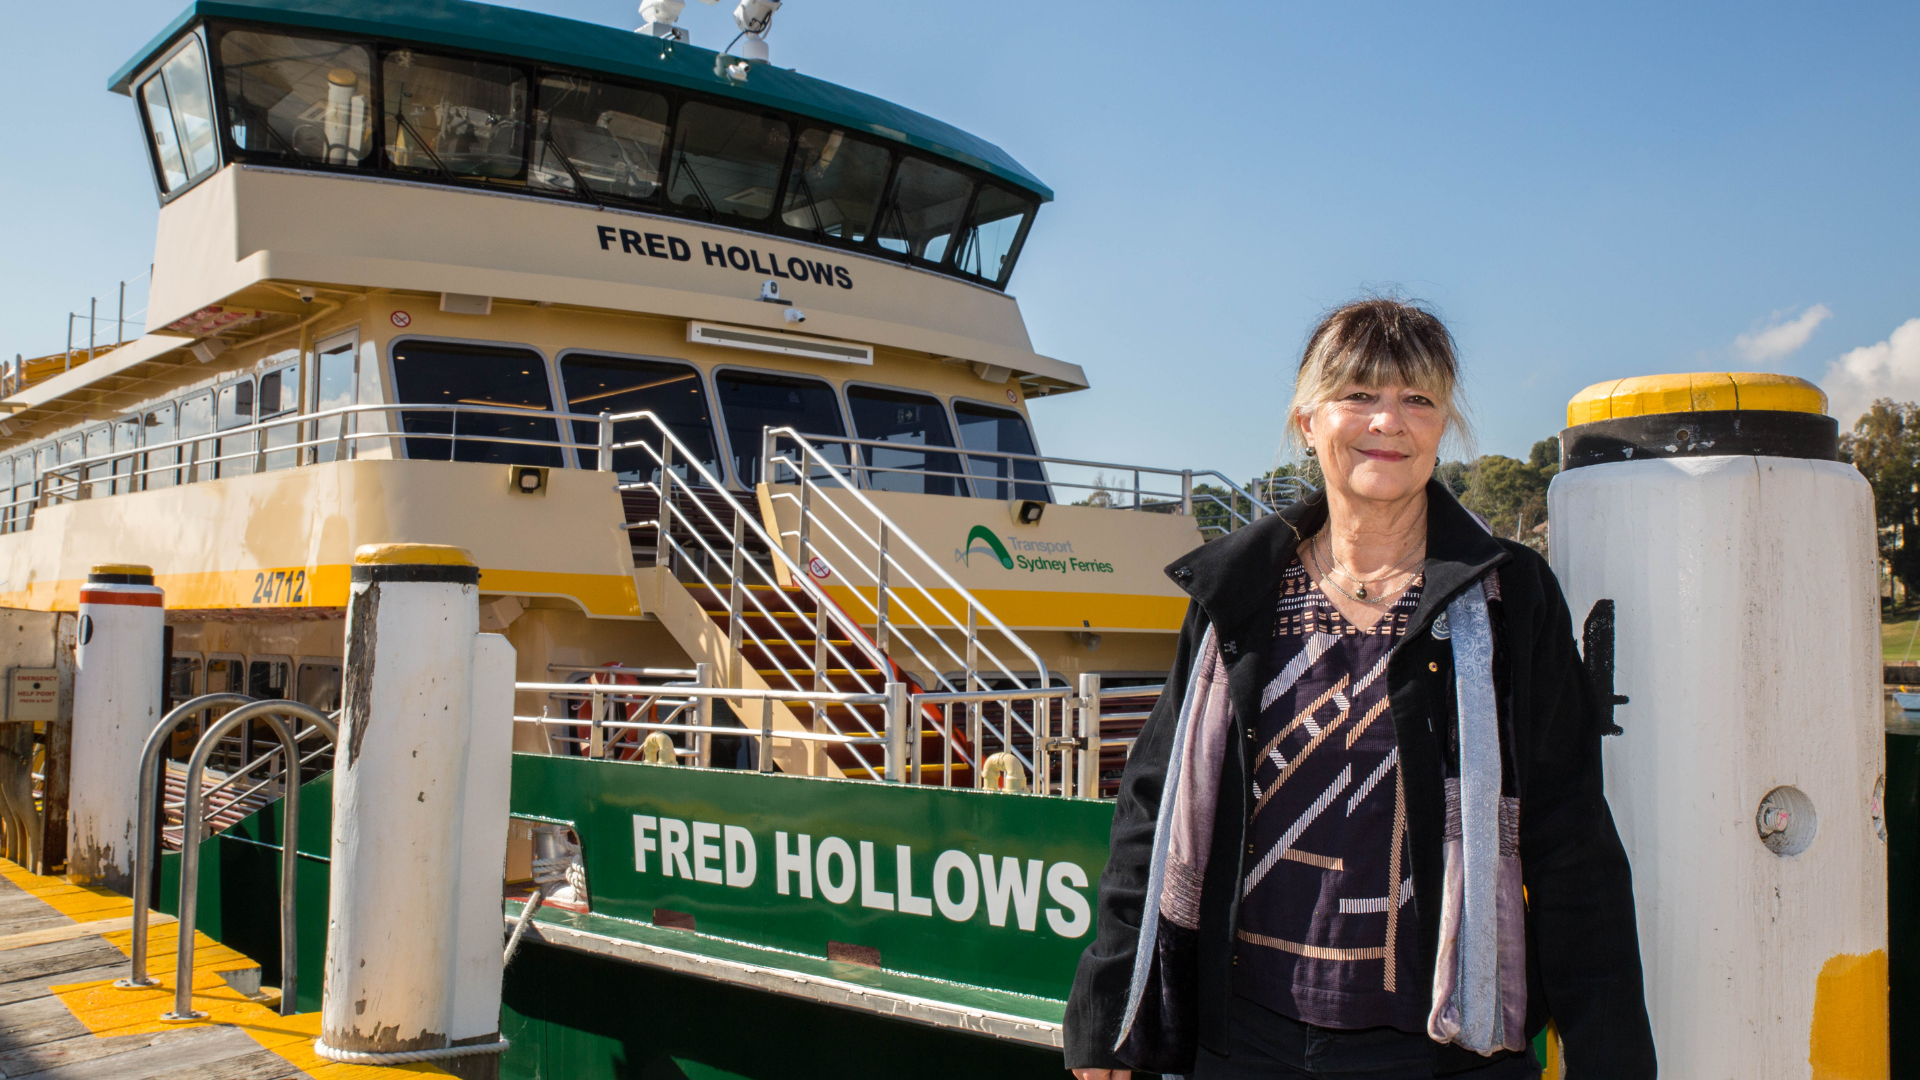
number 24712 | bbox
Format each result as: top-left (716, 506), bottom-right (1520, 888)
top-left (250, 570), bottom-right (307, 605)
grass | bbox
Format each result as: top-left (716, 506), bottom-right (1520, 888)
top-left (1885, 611), bottom-right (1920, 664)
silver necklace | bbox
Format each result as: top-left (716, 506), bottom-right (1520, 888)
top-left (1313, 532), bottom-right (1424, 604)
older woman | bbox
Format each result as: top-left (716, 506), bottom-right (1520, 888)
top-left (1064, 299), bottom-right (1655, 1079)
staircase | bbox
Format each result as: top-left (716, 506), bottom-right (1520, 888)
top-left (600, 418), bottom-right (1061, 787)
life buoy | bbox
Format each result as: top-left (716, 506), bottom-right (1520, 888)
top-left (568, 665), bottom-right (651, 760)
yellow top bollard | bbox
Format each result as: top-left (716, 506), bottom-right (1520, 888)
top-left (352, 543), bottom-right (476, 567)
top-left (1565, 372), bottom-right (1826, 427)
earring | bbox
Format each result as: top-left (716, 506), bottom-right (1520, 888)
top-left (1305, 447), bottom-right (1317, 458)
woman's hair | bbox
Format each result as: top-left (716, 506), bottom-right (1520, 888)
top-left (1285, 296), bottom-right (1474, 457)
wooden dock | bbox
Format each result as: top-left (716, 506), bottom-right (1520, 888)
top-left (0, 859), bottom-right (440, 1079)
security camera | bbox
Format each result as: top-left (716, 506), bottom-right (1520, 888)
top-left (785, 308), bottom-right (806, 324)
top-left (296, 286), bottom-right (316, 304)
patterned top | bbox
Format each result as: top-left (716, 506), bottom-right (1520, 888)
top-left (1233, 553), bottom-right (1426, 1032)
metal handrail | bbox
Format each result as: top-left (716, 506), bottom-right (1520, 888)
top-left (763, 424), bottom-right (1053, 690)
top-left (786, 431), bottom-right (1283, 531)
top-left (122, 692), bottom-right (256, 991)
top-left (164, 700), bottom-right (338, 1020)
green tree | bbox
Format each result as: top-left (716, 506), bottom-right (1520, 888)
top-left (1459, 455), bottom-right (1550, 544)
top-left (1840, 399), bottom-right (1920, 600)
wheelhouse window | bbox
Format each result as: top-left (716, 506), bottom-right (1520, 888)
top-left (560, 355), bottom-right (719, 484)
top-left (218, 30), bottom-right (373, 168)
top-left (781, 128), bottom-right (890, 244)
top-left (390, 341), bottom-right (561, 466)
top-left (954, 185), bottom-right (1036, 287)
top-left (666, 103), bottom-right (790, 222)
top-left (382, 50), bottom-right (527, 180)
top-left (532, 74), bottom-right (669, 202)
top-left (878, 157), bottom-right (972, 265)
top-left (715, 370), bottom-right (846, 486)
top-left (954, 401), bottom-right (1048, 502)
top-left (845, 387), bottom-right (966, 497)
top-left (139, 37), bottom-right (219, 193)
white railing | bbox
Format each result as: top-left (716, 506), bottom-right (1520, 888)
top-left (759, 425), bottom-right (1061, 769)
top-left (786, 431), bottom-right (1299, 536)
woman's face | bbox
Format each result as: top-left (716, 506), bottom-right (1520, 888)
top-left (1299, 380), bottom-right (1446, 505)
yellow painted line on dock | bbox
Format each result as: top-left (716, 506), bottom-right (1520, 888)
top-left (0, 911), bottom-right (175, 950)
top-left (1, 858), bottom-right (444, 1077)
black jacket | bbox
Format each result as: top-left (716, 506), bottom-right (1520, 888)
top-left (1064, 481), bottom-right (1656, 1077)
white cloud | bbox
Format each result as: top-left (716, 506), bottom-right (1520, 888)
top-left (1821, 318), bottom-right (1920, 429)
top-left (1734, 304), bottom-right (1832, 363)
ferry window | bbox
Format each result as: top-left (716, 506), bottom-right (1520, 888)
top-left (382, 50), bottom-right (527, 180)
top-left (715, 370), bottom-right (846, 486)
top-left (167, 655), bottom-right (202, 711)
top-left (218, 31), bottom-right (373, 168)
top-left (179, 392), bottom-right (215, 483)
top-left (666, 103), bottom-right (790, 222)
top-left (781, 128), bottom-right (890, 243)
top-left (559, 355), bottom-right (719, 484)
top-left (954, 402), bottom-right (1049, 502)
top-left (532, 74), bottom-right (669, 202)
top-left (310, 339), bottom-right (357, 463)
top-left (57, 435), bottom-right (83, 501)
top-left (5, 454), bottom-right (27, 533)
top-left (144, 403), bottom-right (178, 489)
top-left (140, 77), bottom-right (189, 191)
top-left (162, 38), bottom-right (220, 183)
top-left (845, 387), bottom-right (966, 497)
top-left (248, 658), bottom-right (291, 699)
top-left (84, 426), bottom-right (114, 500)
top-left (390, 341), bottom-right (561, 467)
top-left (878, 157), bottom-right (973, 265)
top-left (296, 660), bottom-right (343, 713)
top-left (954, 184), bottom-right (1036, 286)
top-left (113, 418), bottom-right (143, 495)
top-left (216, 377), bottom-right (256, 478)
top-left (258, 362), bottom-right (300, 471)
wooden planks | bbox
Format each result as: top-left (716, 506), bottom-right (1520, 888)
top-left (0, 868), bottom-right (306, 1080)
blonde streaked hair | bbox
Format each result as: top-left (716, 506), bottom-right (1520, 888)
top-left (1285, 296), bottom-right (1474, 458)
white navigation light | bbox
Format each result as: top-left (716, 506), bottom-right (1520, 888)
top-left (638, 0), bottom-right (693, 41)
top-left (733, 0), bottom-right (781, 63)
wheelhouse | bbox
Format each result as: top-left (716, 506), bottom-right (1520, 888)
top-left (116, 0), bottom-right (1048, 291)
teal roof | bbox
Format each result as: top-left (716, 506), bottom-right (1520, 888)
top-left (110, 0), bottom-right (1052, 202)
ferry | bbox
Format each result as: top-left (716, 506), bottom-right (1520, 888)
top-left (0, 1), bottom-right (1279, 1076)
top-left (0, 2), bottom-right (1902, 1078)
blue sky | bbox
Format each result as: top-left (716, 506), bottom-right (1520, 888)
top-left (5, 1), bottom-right (1917, 479)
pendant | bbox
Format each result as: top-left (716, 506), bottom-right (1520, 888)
top-left (1356, 585), bottom-right (1368, 600)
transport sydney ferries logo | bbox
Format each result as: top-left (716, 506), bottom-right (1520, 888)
top-left (958, 526), bottom-right (1113, 575)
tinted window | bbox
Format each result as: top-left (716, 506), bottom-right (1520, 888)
top-left (560, 355), bottom-right (719, 484)
top-left (666, 103), bottom-right (790, 222)
top-left (954, 184), bottom-right (1036, 286)
top-left (84, 426), bottom-right (113, 499)
top-left (162, 39), bottom-right (220, 183)
top-left (216, 379), bottom-right (256, 477)
top-left (220, 30), bottom-right (373, 167)
top-left (390, 341), bottom-right (560, 466)
top-left (715, 370), bottom-right (845, 486)
top-left (845, 387), bottom-right (965, 496)
top-left (954, 402), bottom-right (1048, 502)
top-left (383, 50), bottom-right (526, 179)
top-left (878, 158), bottom-right (972, 264)
top-left (259, 363), bottom-right (300, 470)
top-left (781, 128), bottom-right (890, 244)
top-left (532, 74), bottom-right (669, 202)
top-left (113, 418), bottom-right (143, 494)
top-left (140, 77), bottom-right (189, 191)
